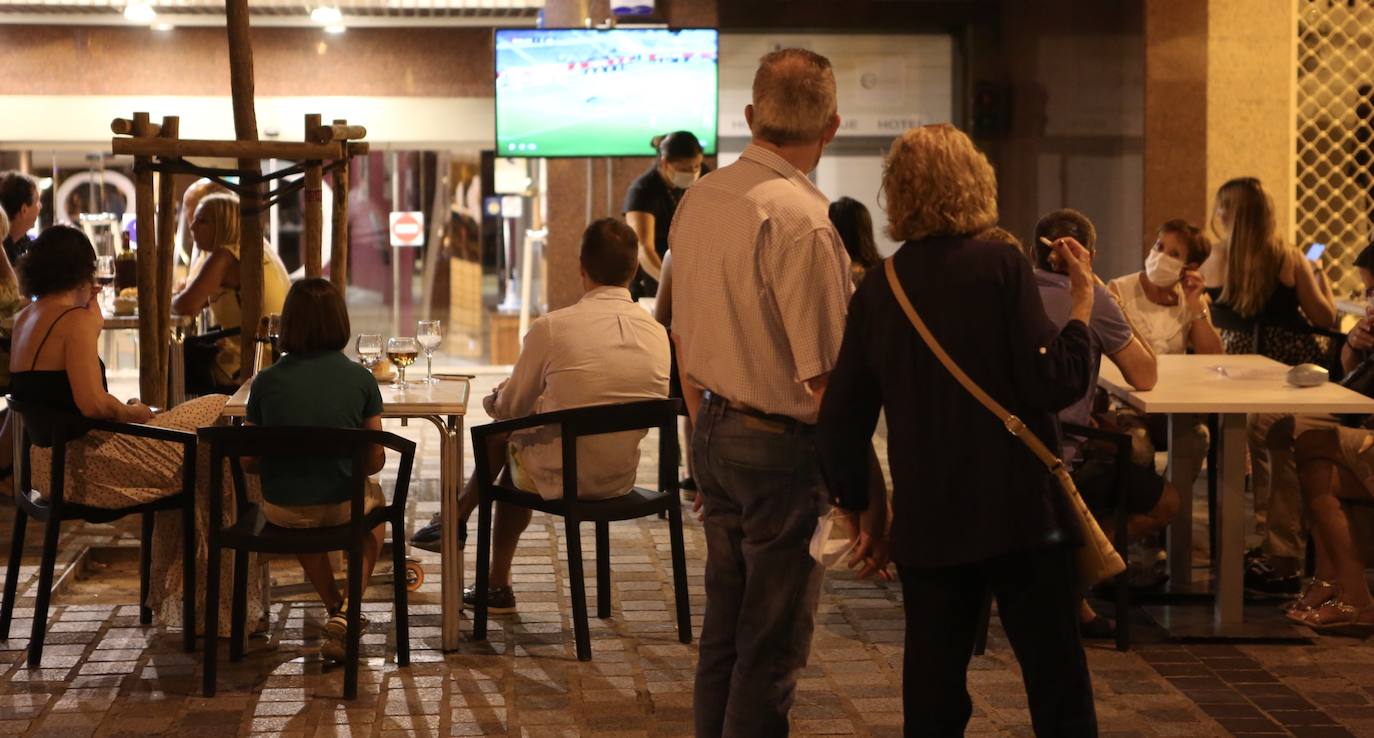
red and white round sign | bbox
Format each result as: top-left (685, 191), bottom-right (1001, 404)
top-left (389, 211), bottom-right (425, 247)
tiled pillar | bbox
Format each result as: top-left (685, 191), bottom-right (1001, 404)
top-left (1145, 0), bottom-right (1296, 243)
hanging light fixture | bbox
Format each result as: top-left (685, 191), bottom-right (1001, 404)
top-left (310, 6), bottom-right (344, 25)
top-left (123, 1), bottom-right (156, 24)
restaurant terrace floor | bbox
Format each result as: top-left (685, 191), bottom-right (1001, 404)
top-left (1, 372), bottom-right (1373, 738)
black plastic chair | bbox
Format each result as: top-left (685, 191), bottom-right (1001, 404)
top-left (974, 421), bottom-right (1133, 653)
top-left (198, 425), bottom-right (415, 699)
top-left (470, 399), bottom-right (690, 661)
top-left (0, 396), bottom-right (198, 667)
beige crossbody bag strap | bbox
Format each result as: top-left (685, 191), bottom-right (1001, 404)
top-left (883, 258), bottom-right (1064, 473)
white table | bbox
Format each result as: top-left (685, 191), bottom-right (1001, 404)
top-left (223, 375), bottom-right (472, 651)
top-left (1097, 354), bottom-right (1374, 638)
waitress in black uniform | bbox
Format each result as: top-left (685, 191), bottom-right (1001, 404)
top-left (626, 130), bottom-right (705, 499)
top-left (623, 131), bottom-right (705, 300)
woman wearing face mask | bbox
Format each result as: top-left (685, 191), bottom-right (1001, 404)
top-left (1104, 221), bottom-right (1221, 565)
top-left (623, 131), bottom-right (706, 300)
top-left (1108, 220), bottom-right (1223, 357)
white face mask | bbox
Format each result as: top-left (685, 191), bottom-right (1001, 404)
top-left (1145, 250), bottom-right (1184, 287)
top-left (670, 170), bottom-right (698, 190)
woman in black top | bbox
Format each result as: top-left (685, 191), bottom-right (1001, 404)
top-left (623, 131), bottom-right (705, 300)
top-left (8, 226), bottom-right (247, 635)
top-left (816, 126), bottom-right (1099, 737)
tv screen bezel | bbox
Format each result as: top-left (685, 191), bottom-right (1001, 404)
top-left (493, 26), bottom-right (720, 159)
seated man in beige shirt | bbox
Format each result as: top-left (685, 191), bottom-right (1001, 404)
top-left (460, 218), bottom-right (671, 613)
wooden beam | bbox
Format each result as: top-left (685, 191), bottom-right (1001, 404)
top-left (111, 137), bottom-right (347, 161)
top-left (132, 113), bottom-right (164, 407)
top-left (227, 0), bottom-right (264, 382)
top-left (155, 116), bottom-right (180, 406)
top-left (303, 114), bottom-right (324, 279)
top-left (307, 123), bottom-right (368, 144)
top-left (330, 119), bottom-right (351, 295)
top-left (111, 117), bottom-right (161, 137)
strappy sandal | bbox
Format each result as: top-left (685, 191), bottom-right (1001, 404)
top-left (1299, 599), bottom-right (1374, 631)
top-left (1284, 578), bottom-right (1338, 620)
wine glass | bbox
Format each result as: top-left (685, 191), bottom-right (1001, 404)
top-left (95, 255), bottom-right (115, 312)
top-left (417, 320), bottom-right (442, 384)
top-left (386, 336), bottom-right (418, 387)
top-left (266, 313), bottom-right (282, 360)
top-left (356, 333), bottom-right (382, 371)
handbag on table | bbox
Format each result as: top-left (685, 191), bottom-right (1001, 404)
top-left (883, 259), bottom-right (1126, 589)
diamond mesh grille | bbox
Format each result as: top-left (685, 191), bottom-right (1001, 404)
top-left (1296, 0), bottom-right (1374, 296)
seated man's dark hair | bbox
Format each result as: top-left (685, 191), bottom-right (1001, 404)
top-left (1033, 208), bottom-right (1097, 271)
top-left (581, 218), bottom-right (640, 287)
top-left (0, 171), bottom-right (38, 221)
top-left (18, 225), bottom-right (96, 298)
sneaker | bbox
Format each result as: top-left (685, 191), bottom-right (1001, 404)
top-left (1244, 557), bottom-right (1300, 596)
top-left (463, 584), bottom-right (517, 614)
top-left (411, 513), bottom-right (442, 553)
top-left (680, 477), bottom-right (698, 503)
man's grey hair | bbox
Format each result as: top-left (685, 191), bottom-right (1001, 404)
top-left (751, 48), bottom-right (838, 146)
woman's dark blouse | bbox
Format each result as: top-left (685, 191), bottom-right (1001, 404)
top-left (816, 237), bottom-right (1095, 569)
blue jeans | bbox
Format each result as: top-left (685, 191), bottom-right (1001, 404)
top-left (692, 399), bottom-right (827, 737)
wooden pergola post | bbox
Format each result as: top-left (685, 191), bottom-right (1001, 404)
top-left (155, 116), bottom-right (179, 400)
top-left (330, 118), bottom-right (351, 295)
top-left (226, 0), bottom-right (264, 382)
top-left (303, 113), bottom-right (324, 278)
top-left (131, 112), bottom-right (164, 408)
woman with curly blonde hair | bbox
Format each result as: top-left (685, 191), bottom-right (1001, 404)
top-left (817, 124), bottom-right (1101, 736)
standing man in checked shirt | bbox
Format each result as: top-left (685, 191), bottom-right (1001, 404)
top-left (670, 48), bottom-right (887, 737)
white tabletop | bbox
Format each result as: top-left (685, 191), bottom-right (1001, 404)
top-left (1097, 354), bottom-right (1374, 415)
top-left (223, 374), bottom-right (471, 417)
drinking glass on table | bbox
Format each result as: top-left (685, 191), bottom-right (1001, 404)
top-left (386, 336), bottom-right (418, 388)
top-left (95, 255), bottom-right (115, 312)
top-left (356, 333), bottom-right (382, 371)
top-left (417, 320), bottom-right (442, 383)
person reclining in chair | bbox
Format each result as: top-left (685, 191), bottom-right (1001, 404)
top-left (461, 217), bottom-right (670, 613)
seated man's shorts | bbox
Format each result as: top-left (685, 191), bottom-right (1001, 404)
top-left (261, 478), bottom-right (387, 528)
top-left (507, 443), bottom-right (540, 494)
top-left (1072, 445), bottom-right (1166, 519)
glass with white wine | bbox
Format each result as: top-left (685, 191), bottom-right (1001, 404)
top-left (417, 320), bottom-right (442, 384)
top-left (386, 336), bottom-right (419, 387)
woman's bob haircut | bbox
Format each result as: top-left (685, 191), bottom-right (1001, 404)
top-left (881, 124), bottom-right (999, 243)
top-left (277, 277), bottom-right (351, 355)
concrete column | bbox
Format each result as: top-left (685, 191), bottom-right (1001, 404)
top-left (1144, 0), bottom-right (1209, 233)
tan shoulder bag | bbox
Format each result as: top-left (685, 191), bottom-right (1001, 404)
top-left (883, 259), bottom-right (1126, 588)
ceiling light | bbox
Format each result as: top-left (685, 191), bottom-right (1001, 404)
top-left (324, 24), bottom-right (347, 34)
top-left (123, 1), bottom-right (156, 24)
top-left (310, 6), bottom-right (343, 25)
top-left (37, 178), bottom-right (53, 191)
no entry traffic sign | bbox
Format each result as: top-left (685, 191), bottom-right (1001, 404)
top-left (389, 211), bottom-right (425, 247)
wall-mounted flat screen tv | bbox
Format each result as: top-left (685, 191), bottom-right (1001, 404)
top-left (495, 28), bottom-right (718, 158)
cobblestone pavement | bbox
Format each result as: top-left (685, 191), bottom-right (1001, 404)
top-left (2, 374), bottom-right (1374, 736)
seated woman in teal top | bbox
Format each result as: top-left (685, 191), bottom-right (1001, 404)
top-left (244, 277), bottom-right (385, 662)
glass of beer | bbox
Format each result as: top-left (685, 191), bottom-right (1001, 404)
top-left (386, 336), bottom-right (419, 387)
